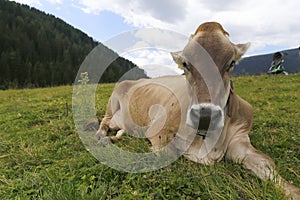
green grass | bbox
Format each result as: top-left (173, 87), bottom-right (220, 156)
top-left (0, 74), bottom-right (299, 199)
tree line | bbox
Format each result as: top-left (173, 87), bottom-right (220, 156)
top-left (0, 0), bottom-right (147, 89)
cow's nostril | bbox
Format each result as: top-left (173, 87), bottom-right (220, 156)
top-left (199, 107), bottom-right (212, 117)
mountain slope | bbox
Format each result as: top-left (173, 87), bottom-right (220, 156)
top-left (235, 48), bottom-right (300, 76)
top-left (0, 0), bottom-right (147, 89)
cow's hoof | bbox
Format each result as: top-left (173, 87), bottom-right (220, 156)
top-left (97, 136), bottom-right (112, 147)
top-left (94, 131), bottom-right (106, 140)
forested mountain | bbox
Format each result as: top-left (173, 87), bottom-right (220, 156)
top-left (0, 0), bottom-right (147, 89)
top-left (234, 48), bottom-right (300, 76)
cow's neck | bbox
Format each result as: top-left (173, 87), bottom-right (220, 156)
top-left (196, 81), bottom-right (233, 140)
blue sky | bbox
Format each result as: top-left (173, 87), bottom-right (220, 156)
top-left (12, 0), bottom-right (134, 41)
top-left (11, 0), bottom-right (300, 77)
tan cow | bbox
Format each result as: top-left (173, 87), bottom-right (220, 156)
top-left (95, 22), bottom-right (300, 199)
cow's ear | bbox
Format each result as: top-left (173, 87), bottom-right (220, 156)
top-left (171, 51), bottom-right (184, 69)
top-left (234, 42), bottom-right (250, 63)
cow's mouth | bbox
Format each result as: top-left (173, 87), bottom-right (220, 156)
top-left (186, 104), bottom-right (224, 133)
top-left (197, 115), bottom-right (211, 131)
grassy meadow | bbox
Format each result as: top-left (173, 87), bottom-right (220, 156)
top-left (0, 74), bottom-right (299, 199)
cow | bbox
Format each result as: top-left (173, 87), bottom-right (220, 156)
top-left (94, 22), bottom-right (300, 199)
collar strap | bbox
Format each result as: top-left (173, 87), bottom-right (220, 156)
top-left (227, 80), bottom-right (234, 118)
top-left (196, 131), bottom-right (207, 139)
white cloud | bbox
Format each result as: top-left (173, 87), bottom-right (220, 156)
top-left (79, 0), bottom-right (300, 55)
top-left (102, 28), bottom-right (187, 77)
top-left (121, 49), bottom-right (183, 78)
top-left (133, 29), bottom-right (187, 51)
top-left (46, 0), bottom-right (63, 4)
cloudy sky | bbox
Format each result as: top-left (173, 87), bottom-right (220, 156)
top-left (11, 0), bottom-right (300, 77)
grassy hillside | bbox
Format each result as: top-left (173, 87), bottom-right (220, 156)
top-left (0, 74), bottom-right (299, 199)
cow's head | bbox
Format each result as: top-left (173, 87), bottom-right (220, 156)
top-left (171, 22), bottom-right (250, 132)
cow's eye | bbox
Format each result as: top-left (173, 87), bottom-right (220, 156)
top-left (182, 62), bottom-right (191, 71)
top-left (226, 61), bottom-right (235, 72)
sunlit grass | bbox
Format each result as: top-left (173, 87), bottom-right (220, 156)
top-left (0, 74), bottom-right (299, 199)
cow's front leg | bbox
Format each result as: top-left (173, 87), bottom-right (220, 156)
top-left (226, 136), bottom-right (300, 199)
top-left (95, 115), bottom-right (111, 140)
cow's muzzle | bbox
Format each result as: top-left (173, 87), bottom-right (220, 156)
top-left (186, 104), bottom-right (224, 131)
